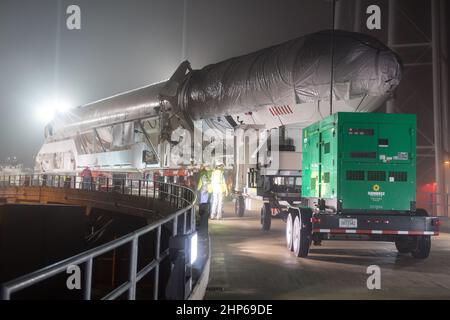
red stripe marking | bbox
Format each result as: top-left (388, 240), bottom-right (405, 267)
top-left (287, 105), bottom-right (293, 113)
top-left (330, 229), bottom-right (346, 233)
top-left (312, 229), bottom-right (438, 236)
top-left (409, 231), bottom-right (432, 235)
top-left (382, 230), bottom-right (398, 235)
top-left (269, 108), bottom-right (274, 116)
top-left (356, 230), bottom-right (372, 234)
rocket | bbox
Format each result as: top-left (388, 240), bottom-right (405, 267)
top-left (48, 30), bottom-right (401, 140)
top-left (37, 30), bottom-right (401, 172)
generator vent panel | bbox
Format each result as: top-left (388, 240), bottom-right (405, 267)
top-left (368, 171), bottom-right (386, 181)
top-left (302, 112), bottom-right (416, 212)
top-left (346, 170), bottom-right (364, 180)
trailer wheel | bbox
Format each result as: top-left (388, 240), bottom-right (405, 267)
top-left (411, 235), bottom-right (431, 259)
top-left (235, 195), bottom-right (245, 217)
top-left (415, 208), bottom-right (428, 217)
top-left (261, 203), bottom-right (271, 231)
top-left (286, 213), bottom-right (294, 251)
top-left (292, 215), bottom-right (310, 257)
top-left (395, 237), bottom-right (413, 254)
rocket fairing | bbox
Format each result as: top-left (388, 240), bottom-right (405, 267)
top-left (47, 30), bottom-right (401, 141)
top-left (180, 30), bottom-right (401, 121)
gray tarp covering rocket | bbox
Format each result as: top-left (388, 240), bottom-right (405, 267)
top-left (37, 30), bottom-right (403, 172)
top-left (48, 30), bottom-right (401, 140)
top-left (182, 30), bottom-right (402, 120)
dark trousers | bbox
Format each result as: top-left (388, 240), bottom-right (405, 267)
top-left (82, 177), bottom-right (92, 190)
top-left (198, 203), bottom-right (210, 237)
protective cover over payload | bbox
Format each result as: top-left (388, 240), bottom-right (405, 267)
top-left (183, 30), bottom-right (402, 120)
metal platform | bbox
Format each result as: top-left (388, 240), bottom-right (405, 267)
top-left (0, 175), bottom-right (202, 300)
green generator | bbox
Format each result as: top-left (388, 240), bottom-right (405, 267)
top-left (301, 112), bottom-right (416, 213)
top-left (284, 112), bottom-right (439, 260)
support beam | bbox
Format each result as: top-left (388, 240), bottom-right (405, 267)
top-left (417, 146), bottom-right (435, 150)
top-left (390, 42), bottom-right (431, 48)
top-left (439, 0), bottom-right (450, 208)
top-left (440, 0), bottom-right (449, 154)
top-left (403, 62), bottom-right (433, 67)
top-left (334, 0), bottom-right (343, 30)
top-left (386, 0), bottom-right (397, 114)
top-left (93, 128), bottom-right (106, 152)
top-left (353, 0), bottom-right (361, 32)
top-left (138, 121), bottom-right (160, 163)
top-left (431, 0), bottom-right (446, 216)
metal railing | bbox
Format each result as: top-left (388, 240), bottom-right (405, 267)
top-left (0, 174), bottom-right (197, 300)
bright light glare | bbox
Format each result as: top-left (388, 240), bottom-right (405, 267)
top-left (36, 97), bottom-right (73, 124)
top-left (190, 232), bottom-right (198, 264)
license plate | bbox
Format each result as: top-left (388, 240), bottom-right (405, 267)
top-left (339, 218), bottom-right (357, 228)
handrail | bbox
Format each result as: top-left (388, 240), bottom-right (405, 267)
top-left (0, 174), bottom-right (198, 300)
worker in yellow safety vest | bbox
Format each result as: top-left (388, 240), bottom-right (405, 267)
top-left (210, 163), bottom-right (228, 220)
top-left (197, 165), bottom-right (212, 198)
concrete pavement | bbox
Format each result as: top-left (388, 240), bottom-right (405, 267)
top-left (205, 201), bottom-right (450, 300)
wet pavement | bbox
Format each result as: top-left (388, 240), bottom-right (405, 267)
top-left (205, 201), bottom-right (450, 300)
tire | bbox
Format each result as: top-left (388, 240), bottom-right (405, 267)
top-left (411, 235), bottom-right (431, 259)
top-left (415, 208), bottom-right (428, 217)
top-left (292, 215), bottom-right (311, 257)
top-left (235, 195), bottom-right (245, 217)
top-left (261, 203), bottom-right (272, 231)
top-left (286, 213), bottom-right (294, 251)
top-left (395, 237), bottom-right (413, 254)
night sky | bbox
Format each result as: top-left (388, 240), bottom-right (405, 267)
top-left (0, 0), bottom-right (332, 166)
